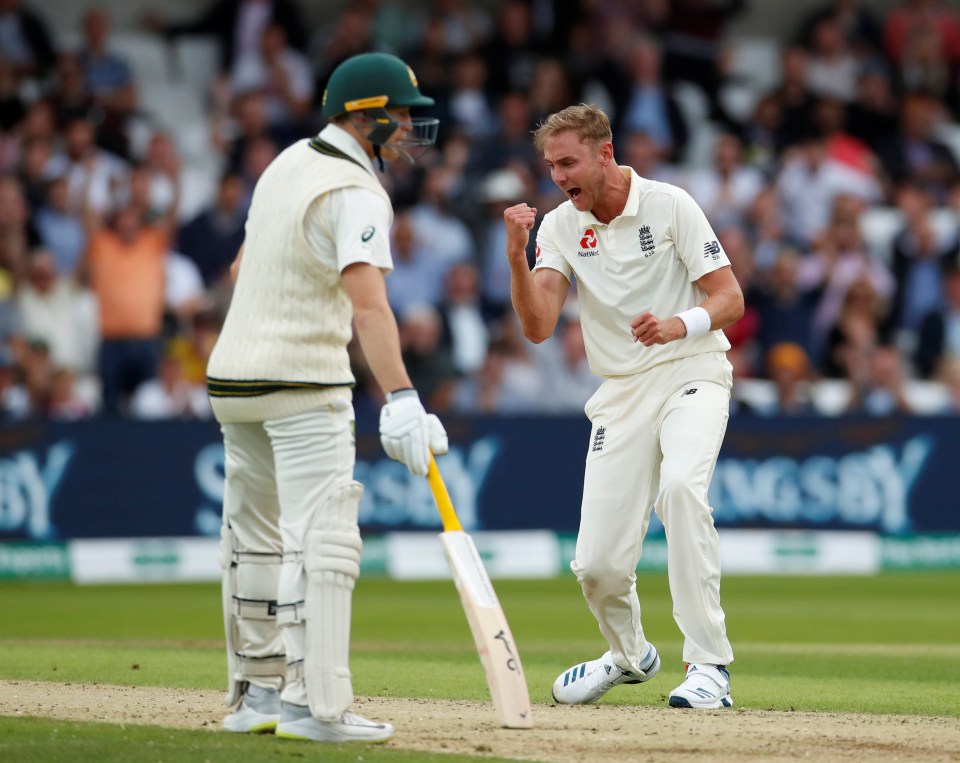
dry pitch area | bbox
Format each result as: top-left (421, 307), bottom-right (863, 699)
top-left (2, 680), bottom-right (958, 762)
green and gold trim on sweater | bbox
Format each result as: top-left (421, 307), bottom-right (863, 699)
top-left (207, 377), bottom-right (354, 398)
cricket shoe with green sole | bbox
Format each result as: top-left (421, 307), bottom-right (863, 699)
top-left (223, 684), bottom-right (281, 732)
top-left (275, 702), bottom-right (394, 742)
top-left (552, 643), bottom-right (660, 704)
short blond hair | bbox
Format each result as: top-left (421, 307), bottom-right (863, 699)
top-left (533, 104), bottom-right (612, 153)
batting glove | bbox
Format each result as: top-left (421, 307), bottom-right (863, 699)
top-left (379, 389), bottom-right (447, 476)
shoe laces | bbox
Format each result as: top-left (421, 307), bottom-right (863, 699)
top-left (341, 711), bottom-right (379, 727)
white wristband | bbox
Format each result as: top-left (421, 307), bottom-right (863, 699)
top-left (675, 306), bottom-right (711, 338)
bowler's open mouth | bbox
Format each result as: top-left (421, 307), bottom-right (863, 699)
top-left (567, 187), bottom-right (582, 202)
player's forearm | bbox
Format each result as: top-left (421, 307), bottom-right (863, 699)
top-left (353, 304), bottom-right (413, 394)
top-left (699, 286), bottom-right (745, 332)
top-left (509, 258), bottom-right (555, 343)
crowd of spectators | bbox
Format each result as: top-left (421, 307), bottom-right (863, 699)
top-left (2, 0), bottom-right (960, 420)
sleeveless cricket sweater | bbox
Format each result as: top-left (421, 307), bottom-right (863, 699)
top-left (207, 137), bottom-right (392, 422)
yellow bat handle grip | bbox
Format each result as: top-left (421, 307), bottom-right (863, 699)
top-left (427, 454), bottom-right (462, 532)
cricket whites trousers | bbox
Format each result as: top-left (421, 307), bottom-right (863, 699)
top-left (219, 397), bottom-right (357, 709)
top-left (572, 351), bottom-right (735, 673)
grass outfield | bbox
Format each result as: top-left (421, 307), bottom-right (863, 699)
top-left (1, 572), bottom-right (958, 761)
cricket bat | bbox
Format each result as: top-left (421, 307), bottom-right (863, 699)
top-left (426, 454), bottom-right (533, 729)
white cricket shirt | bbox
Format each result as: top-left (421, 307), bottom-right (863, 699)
top-left (535, 167), bottom-right (732, 377)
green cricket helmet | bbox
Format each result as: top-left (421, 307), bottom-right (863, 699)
top-left (322, 52), bottom-right (439, 161)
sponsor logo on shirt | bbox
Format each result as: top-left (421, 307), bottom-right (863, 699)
top-left (703, 240), bottom-right (721, 260)
top-left (638, 225), bottom-right (655, 256)
top-left (578, 228), bottom-right (599, 258)
top-left (362, 226), bottom-right (376, 242)
top-left (535, 243), bottom-right (542, 266)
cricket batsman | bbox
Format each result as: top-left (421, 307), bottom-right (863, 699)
top-left (206, 52), bottom-right (448, 742)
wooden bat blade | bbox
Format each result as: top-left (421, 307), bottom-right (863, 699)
top-left (439, 530), bottom-right (533, 728)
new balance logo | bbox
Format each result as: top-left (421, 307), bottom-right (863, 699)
top-left (592, 426), bottom-right (606, 452)
top-left (681, 388), bottom-right (698, 396)
top-left (703, 240), bottom-right (721, 260)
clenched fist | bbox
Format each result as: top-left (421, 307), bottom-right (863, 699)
top-left (504, 203), bottom-right (538, 264)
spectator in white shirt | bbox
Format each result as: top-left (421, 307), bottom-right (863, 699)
top-left (129, 351), bottom-right (211, 419)
top-left (16, 248), bottom-right (99, 374)
top-left (775, 133), bottom-right (881, 247)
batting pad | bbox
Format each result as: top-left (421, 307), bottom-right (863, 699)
top-left (220, 523), bottom-right (285, 707)
top-left (303, 481), bottom-right (364, 720)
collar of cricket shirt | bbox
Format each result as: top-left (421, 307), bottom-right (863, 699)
top-left (575, 166), bottom-right (642, 227)
top-left (316, 122), bottom-right (377, 175)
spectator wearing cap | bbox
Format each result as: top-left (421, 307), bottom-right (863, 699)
top-left (474, 166), bottom-right (531, 314)
top-left (764, 342), bottom-right (817, 416)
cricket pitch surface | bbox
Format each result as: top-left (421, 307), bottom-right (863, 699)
top-left (2, 680), bottom-right (958, 762)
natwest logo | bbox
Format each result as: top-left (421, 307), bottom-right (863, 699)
top-left (580, 228), bottom-right (597, 249)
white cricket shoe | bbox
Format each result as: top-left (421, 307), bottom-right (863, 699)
top-left (668, 663), bottom-right (733, 709)
top-left (223, 684), bottom-right (281, 733)
top-left (552, 643), bottom-right (660, 704)
top-left (275, 702), bottom-right (394, 743)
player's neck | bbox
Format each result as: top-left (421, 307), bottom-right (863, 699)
top-left (590, 166), bottom-right (631, 224)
